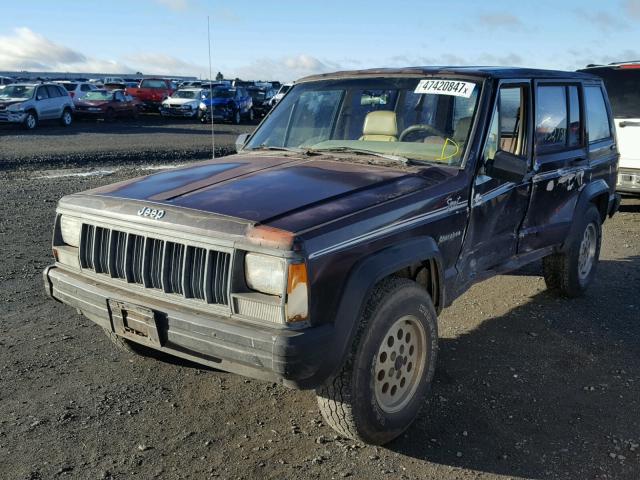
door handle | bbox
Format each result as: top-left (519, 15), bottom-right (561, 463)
top-left (619, 121), bottom-right (640, 128)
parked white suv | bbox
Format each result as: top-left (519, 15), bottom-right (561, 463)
top-left (57, 81), bottom-right (98, 101)
top-left (0, 83), bottom-right (75, 130)
top-left (581, 62), bottom-right (640, 194)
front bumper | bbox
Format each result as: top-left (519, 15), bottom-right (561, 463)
top-left (0, 111), bottom-right (27, 123)
top-left (160, 107), bottom-right (198, 117)
top-left (43, 265), bottom-right (332, 389)
top-left (617, 167), bottom-right (640, 195)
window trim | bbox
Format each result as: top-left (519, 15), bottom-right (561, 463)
top-left (478, 79), bottom-right (533, 171)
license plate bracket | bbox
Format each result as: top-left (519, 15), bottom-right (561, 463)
top-left (108, 300), bottom-right (161, 347)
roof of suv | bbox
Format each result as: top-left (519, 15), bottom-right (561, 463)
top-left (298, 66), bottom-right (599, 83)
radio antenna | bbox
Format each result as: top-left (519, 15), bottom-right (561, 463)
top-left (207, 15), bottom-right (215, 158)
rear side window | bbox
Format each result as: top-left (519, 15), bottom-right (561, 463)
top-left (56, 86), bottom-right (68, 97)
top-left (586, 68), bottom-right (640, 118)
top-left (535, 86), bottom-right (567, 149)
top-left (584, 86), bottom-right (612, 143)
top-left (80, 84), bottom-right (92, 92)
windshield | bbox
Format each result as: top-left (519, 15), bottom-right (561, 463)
top-left (140, 79), bottom-right (167, 89)
top-left (0, 85), bottom-right (35, 99)
top-left (212, 88), bottom-right (234, 98)
top-left (172, 90), bottom-right (198, 99)
top-left (589, 68), bottom-right (640, 118)
top-left (278, 85), bottom-right (291, 96)
top-left (83, 91), bottom-right (112, 101)
top-left (246, 77), bottom-right (481, 165)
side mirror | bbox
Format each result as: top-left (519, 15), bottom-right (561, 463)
top-left (235, 133), bottom-right (250, 151)
top-left (486, 150), bottom-right (527, 183)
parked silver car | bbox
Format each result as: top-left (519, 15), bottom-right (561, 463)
top-left (0, 83), bottom-right (75, 130)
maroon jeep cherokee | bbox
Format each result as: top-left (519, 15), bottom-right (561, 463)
top-left (44, 67), bottom-right (620, 444)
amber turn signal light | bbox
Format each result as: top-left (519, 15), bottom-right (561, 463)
top-left (286, 263), bottom-right (308, 323)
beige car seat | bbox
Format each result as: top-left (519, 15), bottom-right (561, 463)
top-left (359, 111), bottom-right (398, 142)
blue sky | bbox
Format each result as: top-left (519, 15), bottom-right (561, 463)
top-left (0, 0), bottom-right (638, 81)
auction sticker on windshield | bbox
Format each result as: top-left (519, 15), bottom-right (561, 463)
top-left (415, 79), bottom-right (476, 98)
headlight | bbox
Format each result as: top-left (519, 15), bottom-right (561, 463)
top-left (7, 103), bottom-right (24, 112)
top-left (245, 253), bottom-right (285, 296)
top-left (60, 216), bottom-right (82, 247)
top-left (199, 102), bottom-right (208, 110)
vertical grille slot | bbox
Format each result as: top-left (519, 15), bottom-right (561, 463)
top-left (93, 227), bottom-right (111, 274)
top-left (144, 238), bottom-right (164, 289)
top-left (163, 242), bottom-right (184, 295)
top-left (109, 230), bottom-right (127, 279)
top-left (206, 250), bottom-right (230, 305)
top-left (127, 233), bottom-right (145, 284)
top-left (80, 224), bottom-right (95, 269)
top-left (185, 246), bottom-right (207, 300)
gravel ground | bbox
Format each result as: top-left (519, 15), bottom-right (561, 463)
top-left (0, 158), bottom-right (639, 480)
top-left (0, 116), bottom-right (253, 170)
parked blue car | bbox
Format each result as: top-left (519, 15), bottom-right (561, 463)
top-left (198, 86), bottom-right (253, 124)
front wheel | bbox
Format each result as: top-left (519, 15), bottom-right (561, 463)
top-left (543, 204), bottom-right (602, 297)
top-left (60, 108), bottom-right (73, 127)
top-left (316, 277), bottom-right (438, 445)
top-left (24, 111), bottom-right (38, 130)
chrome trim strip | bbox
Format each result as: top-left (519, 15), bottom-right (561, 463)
top-left (308, 204), bottom-right (467, 259)
top-left (532, 166), bottom-right (586, 183)
top-left (472, 182), bottom-right (515, 207)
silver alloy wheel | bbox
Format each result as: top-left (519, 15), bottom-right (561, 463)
top-left (249, 109), bottom-right (254, 121)
top-left (26, 113), bottom-right (36, 129)
top-left (62, 110), bottom-right (72, 125)
top-left (374, 315), bottom-right (427, 414)
top-left (578, 223), bottom-right (597, 281)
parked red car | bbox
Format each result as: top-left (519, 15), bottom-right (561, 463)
top-left (125, 78), bottom-right (176, 111)
top-left (74, 90), bottom-right (139, 120)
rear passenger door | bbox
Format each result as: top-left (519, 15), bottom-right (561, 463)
top-left (519, 82), bottom-right (587, 252)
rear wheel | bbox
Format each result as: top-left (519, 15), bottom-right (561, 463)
top-left (60, 108), bottom-right (73, 127)
top-left (543, 205), bottom-right (602, 297)
top-left (24, 111), bottom-right (38, 130)
top-left (316, 277), bottom-right (438, 445)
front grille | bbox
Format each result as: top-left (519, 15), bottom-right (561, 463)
top-left (80, 224), bottom-right (230, 305)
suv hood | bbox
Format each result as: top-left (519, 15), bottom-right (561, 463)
top-left (84, 154), bottom-right (450, 232)
top-left (165, 97), bottom-right (199, 105)
top-left (0, 98), bottom-right (29, 106)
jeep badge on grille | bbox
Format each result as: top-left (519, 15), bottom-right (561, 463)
top-left (137, 207), bottom-right (165, 219)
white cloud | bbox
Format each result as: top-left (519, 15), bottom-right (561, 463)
top-left (153, 0), bottom-right (192, 11)
top-left (575, 9), bottom-right (628, 32)
top-left (624, 0), bottom-right (640, 19)
top-left (231, 54), bottom-right (342, 81)
top-left (125, 53), bottom-right (207, 77)
top-left (477, 13), bottom-right (524, 30)
top-left (0, 27), bottom-right (130, 73)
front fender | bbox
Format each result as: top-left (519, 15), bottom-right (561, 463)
top-left (303, 236), bottom-right (444, 388)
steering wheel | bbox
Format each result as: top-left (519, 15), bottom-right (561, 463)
top-left (398, 124), bottom-right (447, 142)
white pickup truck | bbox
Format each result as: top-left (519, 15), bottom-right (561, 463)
top-left (581, 62), bottom-right (640, 195)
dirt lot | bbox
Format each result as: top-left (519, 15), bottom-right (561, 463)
top-left (0, 116), bottom-right (253, 170)
top-left (0, 140), bottom-right (639, 479)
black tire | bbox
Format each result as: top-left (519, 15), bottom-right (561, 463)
top-left (542, 205), bottom-right (602, 297)
top-left (23, 110), bottom-right (38, 130)
top-left (60, 108), bottom-right (73, 127)
top-left (233, 109), bottom-right (241, 125)
top-left (316, 277), bottom-right (438, 445)
top-left (247, 108), bottom-right (254, 122)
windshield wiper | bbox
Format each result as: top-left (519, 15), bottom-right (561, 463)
top-left (308, 146), bottom-right (410, 165)
top-left (247, 145), bottom-right (319, 155)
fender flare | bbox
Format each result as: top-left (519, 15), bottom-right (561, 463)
top-left (308, 236), bottom-right (444, 387)
top-left (563, 179), bottom-right (610, 249)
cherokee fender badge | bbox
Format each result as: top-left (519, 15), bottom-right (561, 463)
top-left (137, 206), bottom-right (166, 220)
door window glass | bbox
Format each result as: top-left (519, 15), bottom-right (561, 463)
top-left (46, 85), bottom-right (60, 98)
top-left (535, 86), bottom-right (567, 149)
top-left (36, 86), bottom-right (50, 100)
top-left (585, 86), bottom-right (612, 142)
top-left (482, 85), bottom-right (528, 164)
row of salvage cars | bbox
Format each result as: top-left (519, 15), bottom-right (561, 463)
top-left (0, 78), bottom-right (291, 129)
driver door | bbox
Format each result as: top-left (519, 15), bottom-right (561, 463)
top-left (458, 81), bottom-right (533, 279)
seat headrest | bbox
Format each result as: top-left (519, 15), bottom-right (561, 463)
top-left (362, 111), bottom-right (398, 137)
